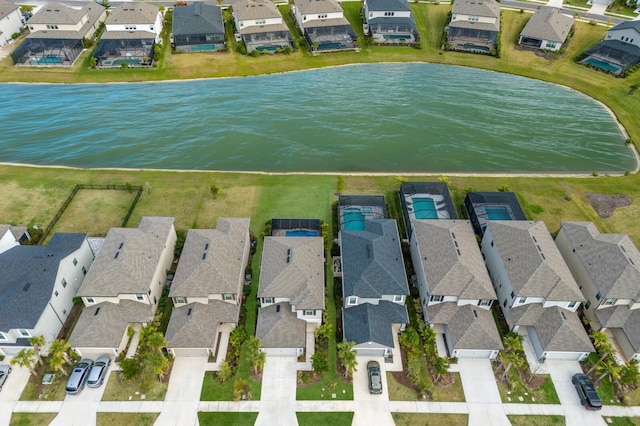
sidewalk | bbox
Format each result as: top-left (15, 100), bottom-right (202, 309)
top-left (456, 359), bottom-right (510, 426)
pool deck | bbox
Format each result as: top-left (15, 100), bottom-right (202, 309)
top-left (404, 193), bottom-right (451, 221)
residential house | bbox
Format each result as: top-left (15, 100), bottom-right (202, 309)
top-left (446, 0), bottom-right (500, 54)
top-left (399, 181), bottom-right (457, 239)
top-left (341, 219), bottom-right (409, 357)
top-left (293, 0), bottom-right (357, 51)
top-left (410, 220), bottom-right (502, 359)
top-left (11, 2), bottom-right (106, 65)
top-left (0, 1), bottom-right (24, 47)
top-left (270, 218), bottom-right (321, 236)
top-left (232, 0), bottom-right (292, 54)
top-left (256, 234), bottom-right (324, 356)
top-left (0, 224), bottom-right (30, 254)
top-left (481, 221), bottom-right (593, 361)
top-left (463, 191), bottom-right (527, 236)
top-left (362, 0), bottom-right (417, 44)
top-left (556, 222), bottom-right (640, 363)
top-left (0, 233), bottom-right (93, 356)
top-left (518, 6), bottom-right (573, 52)
top-left (579, 20), bottom-right (640, 76)
top-left (93, 3), bottom-right (164, 67)
top-left (69, 217), bottom-right (176, 357)
top-left (172, 2), bottom-right (225, 52)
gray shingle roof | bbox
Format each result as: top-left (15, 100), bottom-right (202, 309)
top-left (258, 236), bottom-right (324, 310)
top-left (0, 233), bottom-right (87, 331)
top-left (303, 17), bottom-right (351, 28)
top-left (239, 22), bottom-right (289, 35)
top-left (449, 20), bottom-right (499, 32)
top-left (486, 221), bottom-right (583, 302)
top-left (295, 0), bottom-right (343, 15)
top-left (78, 217), bottom-right (175, 297)
top-left (170, 219), bottom-right (250, 298)
top-left (172, 2), bottom-right (224, 36)
top-left (0, 2), bottom-right (19, 19)
top-left (512, 304), bottom-right (593, 353)
top-left (365, 0), bottom-right (411, 12)
top-left (451, 0), bottom-right (500, 18)
top-left (29, 2), bottom-right (85, 25)
top-left (520, 6), bottom-right (573, 44)
top-left (256, 302), bottom-right (306, 348)
top-left (343, 301), bottom-right (408, 347)
top-left (413, 220), bottom-right (496, 300)
top-left (69, 300), bottom-right (153, 348)
top-left (595, 305), bottom-right (640, 352)
top-left (100, 31), bottom-right (156, 40)
top-left (106, 3), bottom-right (159, 25)
top-left (25, 30), bottom-right (83, 39)
top-left (234, 0), bottom-right (282, 21)
top-left (427, 303), bottom-right (503, 351)
top-left (341, 219), bottom-right (409, 298)
top-left (165, 301), bottom-right (238, 348)
top-left (559, 222), bottom-right (640, 300)
top-left (610, 20), bottom-right (640, 34)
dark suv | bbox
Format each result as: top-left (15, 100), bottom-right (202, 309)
top-left (368, 361), bottom-right (382, 394)
top-left (572, 373), bottom-right (602, 410)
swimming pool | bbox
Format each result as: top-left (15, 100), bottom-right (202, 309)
top-left (285, 230), bottom-right (319, 237)
top-left (583, 58), bottom-right (620, 74)
top-left (413, 197), bottom-right (438, 219)
top-left (485, 205), bottom-right (512, 220)
top-left (343, 208), bottom-right (365, 231)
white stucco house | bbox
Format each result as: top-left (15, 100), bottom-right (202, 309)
top-left (0, 233), bottom-right (93, 356)
top-left (0, 224), bottom-right (30, 254)
top-left (232, 0), bottom-right (292, 54)
top-left (446, 0), bottom-right (500, 53)
top-left (518, 6), bottom-right (573, 52)
top-left (362, 0), bottom-right (417, 43)
top-left (580, 20), bottom-right (640, 76)
top-left (256, 234), bottom-right (325, 356)
top-left (292, 0), bottom-right (357, 51)
top-left (69, 217), bottom-right (176, 357)
top-left (410, 220), bottom-right (502, 359)
top-left (481, 221), bottom-right (593, 362)
top-left (165, 218), bottom-right (251, 358)
top-left (556, 221), bottom-right (640, 363)
top-left (0, 1), bottom-right (24, 46)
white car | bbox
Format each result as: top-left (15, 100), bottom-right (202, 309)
top-left (0, 365), bottom-right (12, 391)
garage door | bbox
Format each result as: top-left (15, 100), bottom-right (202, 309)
top-left (172, 348), bottom-right (209, 357)
top-left (263, 348), bottom-right (298, 356)
top-left (74, 348), bottom-right (116, 358)
top-left (544, 351), bottom-right (584, 361)
top-left (355, 348), bottom-right (386, 357)
top-left (456, 350), bottom-right (495, 359)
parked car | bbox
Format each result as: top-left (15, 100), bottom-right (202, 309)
top-left (0, 365), bottom-right (12, 391)
top-left (368, 360), bottom-right (382, 394)
top-left (87, 355), bottom-right (111, 388)
top-left (572, 373), bottom-right (602, 410)
top-left (66, 359), bottom-right (93, 395)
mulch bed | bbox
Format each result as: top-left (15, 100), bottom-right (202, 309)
top-left (585, 193), bottom-right (632, 218)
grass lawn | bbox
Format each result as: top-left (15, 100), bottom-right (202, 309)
top-left (197, 412), bottom-right (259, 426)
top-left (497, 369), bottom-right (560, 404)
top-left (607, 0), bottom-right (639, 17)
top-left (386, 370), bottom-right (465, 402)
top-left (9, 413), bottom-right (57, 426)
top-left (200, 372), bottom-right (262, 401)
top-left (296, 374), bottom-right (354, 400)
top-left (605, 418), bottom-right (640, 426)
top-left (508, 415), bottom-right (566, 425)
top-left (296, 412), bottom-right (354, 426)
top-left (19, 371), bottom-right (67, 401)
top-left (391, 413), bottom-right (469, 425)
top-left (101, 371), bottom-right (168, 401)
top-left (387, 371), bottom-right (418, 401)
top-left (623, 386), bottom-right (640, 406)
top-left (96, 413), bottom-right (159, 426)
top-left (45, 188), bottom-right (139, 240)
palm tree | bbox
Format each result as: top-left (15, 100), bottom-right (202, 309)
top-left (500, 332), bottom-right (525, 380)
top-left (49, 339), bottom-right (75, 366)
top-left (145, 352), bottom-right (169, 381)
top-left (596, 356), bottom-right (622, 384)
top-left (246, 336), bottom-right (265, 375)
top-left (337, 340), bottom-right (357, 379)
top-left (11, 348), bottom-right (38, 377)
top-left (29, 335), bottom-right (46, 366)
top-left (48, 351), bottom-right (69, 376)
top-left (434, 357), bottom-right (450, 383)
top-left (587, 330), bottom-right (615, 375)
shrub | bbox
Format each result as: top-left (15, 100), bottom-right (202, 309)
top-left (210, 184), bottom-right (219, 198)
top-left (311, 351), bottom-right (328, 375)
top-left (120, 358), bottom-right (141, 381)
top-left (337, 176), bottom-right (345, 192)
top-left (497, 184), bottom-right (510, 192)
top-left (216, 361), bottom-right (234, 383)
top-left (250, 49), bottom-right (260, 57)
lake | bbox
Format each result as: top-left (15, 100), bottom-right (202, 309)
top-left (0, 63), bottom-right (634, 173)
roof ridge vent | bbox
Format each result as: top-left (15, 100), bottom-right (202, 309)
top-left (23, 283), bottom-right (31, 292)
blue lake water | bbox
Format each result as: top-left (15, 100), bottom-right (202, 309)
top-left (0, 63), bottom-right (634, 173)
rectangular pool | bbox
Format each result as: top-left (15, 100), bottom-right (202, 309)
top-left (485, 205), bottom-right (512, 220)
top-left (412, 197), bottom-right (438, 219)
top-left (285, 230), bottom-right (319, 237)
top-left (343, 208), bottom-right (365, 231)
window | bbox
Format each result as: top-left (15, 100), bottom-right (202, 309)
top-left (154, 296), bottom-right (157, 304)
top-left (125, 25), bottom-right (137, 30)
top-left (63, 309), bottom-right (67, 315)
top-left (176, 297), bottom-right (186, 304)
top-left (136, 294), bottom-right (144, 301)
top-left (148, 289), bottom-right (151, 295)
top-left (510, 291), bottom-right (515, 299)
top-left (384, 11), bottom-right (394, 16)
top-left (82, 266), bottom-right (87, 275)
top-left (19, 329), bottom-right (30, 337)
top-left (478, 299), bottom-right (491, 306)
top-left (304, 310), bottom-right (315, 316)
top-left (55, 290), bottom-right (59, 297)
top-left (491, 240), bottom-right (494, 247)
top-left (604, 298), bottom-right (615, 306)
top-left (224, 294), bottom-right (234, 301)
top-left (585, 300), bottom-right (591, 309)
top-left (264, 297), bottom-right (274, 304)
top-left (347, 296), bottom-right (357, 305)
top-left (546, 41), bottom-right (556, 49)
top-left (518, 297), bottom-right (527, 304)
top-left (86, 297), bottom-right (95, 303)
top-left (255, 19), bottom-right (265, 24)
top-left (393, 295), bottom-right (403, 302)
top-left (46, 24), bottom-right (59, 29)
top-left (317, 14), bottom-right (328, 18)
top-left (568, 301), bottom-right (577, 308)
top-left (150, 26), bottom-right (154, 31)
top-left (503, 299), bottom-right (507, 307)
top-left (596, 292), bottom-right (602, 301)
top-left (468, 16), bottom-right (479, 22)
top-left (73, 258), bottom-right (78, 266)
top-left (61, 278), bottom-right (67, 288)
top-left (0, 332), bottom-right (6, 340)
top-left (430, 295), bottom-right (443, 302)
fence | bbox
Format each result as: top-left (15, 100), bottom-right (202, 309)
top-left (39, 184), bottom-right (143, 244)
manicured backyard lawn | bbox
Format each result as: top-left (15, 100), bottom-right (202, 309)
top-left (296, 412), bottom-right (354, 425)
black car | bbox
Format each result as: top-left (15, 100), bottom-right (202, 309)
top-left (367, 361), bottom-right (382, 394)
top-left (572, 373), bottom-right (602, 410)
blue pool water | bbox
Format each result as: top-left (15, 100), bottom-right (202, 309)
top-left (343, 209), bottom-right (365, 231)
top-left (285, 230), bottom-right (319, 237)
top-left (413, 197), bottom-right (438, 219)
top-left (485, 205), bottom-right (512, 220)
top-left (583, 58), bottom-right (620, 74)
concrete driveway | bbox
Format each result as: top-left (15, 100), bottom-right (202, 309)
top-left (255, 356), bottom-right (298, 426)
top-left (545, 360), bottom-right (606, 426)
top-left (352, 357), bottom-right (393, 426)
top-left (457, 359), bottom-right (510, 426)
top-left (0, 361), bottom-right (32, 426)
top-left (155, 356), bottom-right (208, 426)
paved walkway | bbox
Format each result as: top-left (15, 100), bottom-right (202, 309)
top-left (155, 357), bottom-right (208, 426)
top-left (255, 356), bottom-right (298, 426)
top-left (352, 357), bottom-right (394, 426)
top-left (457, 359), bottom-right (511, 425)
